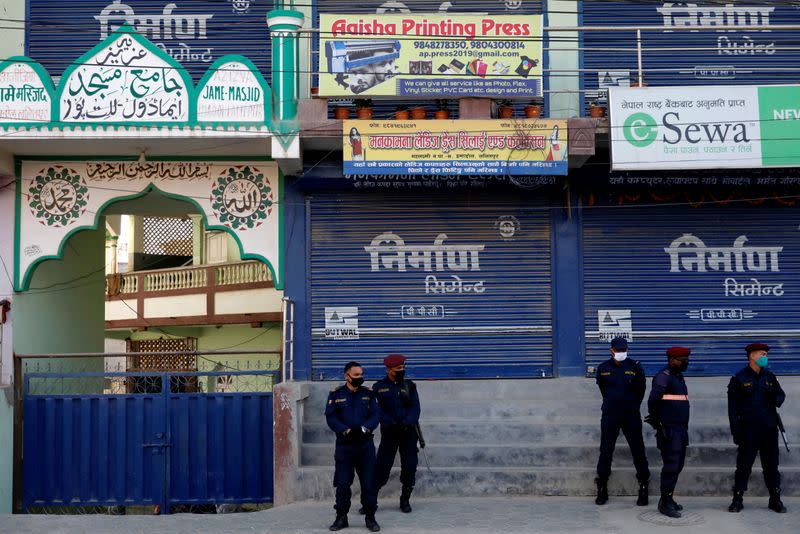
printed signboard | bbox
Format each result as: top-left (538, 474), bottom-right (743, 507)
top-left (343, 119), bottom-right (567, 175)
top-left (319, 14), bottom-right (543, 98)
top-left (582, 1), bottom-right (800, 94)
top-left (27, 0), bottom-right (272, 80)
top-left (610, 85), bottom-right (800, 170)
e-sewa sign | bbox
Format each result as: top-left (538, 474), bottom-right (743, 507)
top-left (610, 85), bottom-right (800, 171)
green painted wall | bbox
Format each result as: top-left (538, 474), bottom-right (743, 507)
top-left (548, 1), bottom-right (580, 118)
top-left (15, 227), bottom-right (106, 385)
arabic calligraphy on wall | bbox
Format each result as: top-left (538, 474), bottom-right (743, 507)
top-left (16, 159), bottom-right (284, 291)
top-left (60, 32), bottom-right (190, 122)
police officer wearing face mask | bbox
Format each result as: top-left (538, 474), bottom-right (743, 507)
top-left (325, 361), bottom-right (381, 532)
top-left (373, 354), bottom-right (421, 513)
top-left (645, 346), bottom-right (691, 518)
top-left (727, 343), bottom-right (787, 514)
top-left (594, 337), bottom-right (650, 507)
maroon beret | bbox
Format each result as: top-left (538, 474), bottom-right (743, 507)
top-left (383, 354), bottom-right (406, 367)
top-left (745, 343), bottom-right (770, 354)
top-left (666, 346), bottom-right (691, 358)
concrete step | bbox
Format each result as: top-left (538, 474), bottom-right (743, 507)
top-left (303, 399), bottom-right (753, 424)
top-left (304, 377), bottom-right (800, 408)
top-left (295, 465), bottom-right (800, 499)
top-left (301, 442), bottom-right (800, 469)
top-left (302, 422), bottom-right (744, 445)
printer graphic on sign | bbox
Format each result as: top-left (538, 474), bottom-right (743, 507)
top-left (326, 40), bottom-right (401, 94)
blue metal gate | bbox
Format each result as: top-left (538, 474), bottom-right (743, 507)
top-left (22, 371), bottom-right (274, 512)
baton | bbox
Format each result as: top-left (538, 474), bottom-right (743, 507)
top-left (415, 422), bottom-right (433, 474)
top-left (776, 413), bottom-right (790, 453)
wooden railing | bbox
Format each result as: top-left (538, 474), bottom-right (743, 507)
top-left (105, 260), bottom-right (273, 298)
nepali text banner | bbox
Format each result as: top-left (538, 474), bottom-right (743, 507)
top-left (610, 85), bottom-right (800, 171)
top-left (343, 119), bottom-right (568, 176)
top-left (320, 14), bottom-right (543, 98)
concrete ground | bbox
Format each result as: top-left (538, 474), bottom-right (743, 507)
top-left (0, 497), bottom-right (798, 534)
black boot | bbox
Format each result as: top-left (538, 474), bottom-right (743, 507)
top-left (671, 495), bottom-right (683, 511)
top-left (329, 513), bottom-right (348, 531)
top-left (728, 490), bottom-right (744, 513)
top-left (595, 477), bottom-right (609, 505)
top-left (658, 491), bottom-right (681, 518)
top-left (365, 513), bottom-right (381, 532)
top-left (400, 486), bottom-right (413, 513)
top-left (768, 488), bottom-right (787, 513)
top-left (636, 480), bottom-right (649, 506)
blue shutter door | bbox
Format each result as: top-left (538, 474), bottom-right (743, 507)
top-left (581, 2), bottom-right (800, 103)
top-left (583, 203), bottom-right (800, 376)
top-left (27, 1), bottom-right (272, 80)
top-left (309, 193), bottom-right (553, 380)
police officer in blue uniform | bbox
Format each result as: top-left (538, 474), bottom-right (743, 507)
top-left (594, 337), bottom-right (650, 506)
top-left (325, 361), bottom-right (381, 532)
top-left (373, 354), bottom-right (421, 513)
top-left (646, 346), bottom-right (691, 518)
top-left (727, 342), bottom-right (787, 514)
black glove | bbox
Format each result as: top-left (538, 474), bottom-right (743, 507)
top-left (349, 426), bottom-right (365, 437)
top-left (731, 427), bottom-right (741, 446)
top-left (644, 414), bottom-right (659, 430)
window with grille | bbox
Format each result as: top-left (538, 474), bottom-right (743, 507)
top-left (126, 338), bottom-right (199, 393)
top-left (142, 217), bottom-right (193, 256)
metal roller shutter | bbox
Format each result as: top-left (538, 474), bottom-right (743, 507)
top-left (581, 2), bottom-right (800, 108)
top-left (310, 193), bottom-right (553, 380)
top-left (583, 203), bottom-right (800, 376)
top-left (27, 1), bottom-right (272, 80)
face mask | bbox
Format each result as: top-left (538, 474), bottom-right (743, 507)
top-left (756, 355), bottom-right (768, 368)
top-left (349, 376), bottom-right (364, 387)
top-left (678, 360), bottom-right (689, 372)
top-left (613, 352), bottom-right (628, 362)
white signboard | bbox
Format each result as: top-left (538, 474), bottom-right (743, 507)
top-left (598, 309), bottom-right (633, 341)
top-left (59, 32), bottom-right (190, 122)
top-left (609, 85), bottom-right (761, 171)
top-left (17, 160), bottom-right (282, 289)
top-left (325, 306), bottom-right (360, 340)
top-left (197, 60), bottom-right (265, 123)
top-left (0, 62), bottom-right (51, 122)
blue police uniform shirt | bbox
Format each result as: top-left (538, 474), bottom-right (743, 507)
top-left (647, 366), bottom-right (690, 425)
top-left (595, 358), bottom-right (646, 414)
top-left (728, 365), bottom-right (786, 431)
top-left (372, 377), bottom-right (421, 427)
top-left (325, 384), bottom-right (380, 438)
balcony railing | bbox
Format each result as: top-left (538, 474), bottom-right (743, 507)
top-left (106, 260), bottom-right (273, 298)
top-left (105, 261), bottom-right (280, 328)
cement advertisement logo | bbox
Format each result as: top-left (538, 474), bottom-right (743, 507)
top-left (623, 112), bottom-right (658, 148)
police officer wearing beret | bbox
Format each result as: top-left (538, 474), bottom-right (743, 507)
top-left (373, 354), bottom-right (421, 513)
top-left (325, 361), bottom-right (381, 532)
top-left (646, 346), bottom-right (691, 518)
top-left (594, 337), bottom-right (650, 506)
top-left (727, 343), bottom-right (787, 514)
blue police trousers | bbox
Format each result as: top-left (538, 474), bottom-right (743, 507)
top-left (733, 425), bottom-right (780, 492)
top-left (376, 425), bottom-right (419, 490)
top-left (333, 438), bottom-right (378, 514)
top-left (657, 424), bottom-right (688, 493)
top-left (597, 413), bottom-right (650, 483)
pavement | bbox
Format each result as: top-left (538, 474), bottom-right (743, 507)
top-left (0, 496), bottom-right (798, 534)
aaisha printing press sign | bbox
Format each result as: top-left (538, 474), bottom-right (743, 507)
top-left (343, 119), bottom-right (568, 176)
top-left (610, 84), bottom-right (800, 170)
top-left (320, 14), bottom-right (542, 97)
